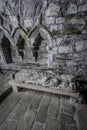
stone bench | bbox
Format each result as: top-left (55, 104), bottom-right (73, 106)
top-left (9, 80), bottom-right (79, 100)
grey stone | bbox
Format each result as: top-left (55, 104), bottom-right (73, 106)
top-left (59, 46), bottom-right (70, 53)
top-left (47, 95), bottom-right (60, 119)
top-left (31, 122), bottom-right (43, 130)
top-left (18, 109), bottom-right (36, 130)
top-left (57, 24), bottom-right (64, 33)
top-left (78, 4), bottom-right (87, 12)
top-left (56, 38), bottom-right (63, 46)
top-left (45, 119), bottom-right (58, 130)
top-left (0, 119), bottom-right (18, 130)
top-left (75, 41), bottom-right (86, 51)
top-left (60, 113), bottom-right (76, 125)
top-left (45, 17), bottom-right (55, 25)
top-left (45, 3), bottom-right (60, 17)
top-left (8, 103), bottom-right (27, 121)
top-left (56, 17), bottom-right (65, 24)
top-left (69, 125), bottom-right (78, 130)
top-left (30, 92), bottom-right (43, 111)
top-left (36, 94), bottom-right (51, 123)
top-left (24, 19), bottom-right (33, 28)
top-left (67, 3), bottom-right (77, 15)
top-left (50, 25), bottom-right (58, 32)
top-left (76, 107), bottom-right (87, 130)
top-left (60, 97), bottom-right (75, 116)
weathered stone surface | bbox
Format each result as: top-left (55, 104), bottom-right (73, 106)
top-left (17, 109), bottom-right (36, 130)
top-left (0, 119), bottom-right (18, 130)
top-left (56, 38), bottom-right (63, 46)
top-left (47, 95), bottom-right (60, 119)
top-left (59, 46), bottom-right (70, 53)
top-left (36, 94), bottom-right (51, 123)
top-left (78, 4), bottom-right (87, 12)
top-left (30, 92), bottom-right (44, 111)
top-left (56, 17), bottom-right (65, 24)
top-left (31, 122), bottom-right (43, 130)
top-left (60, 97), bottom-right (75, 116)
top-left (67, 3), bottom-right (77, 15)
top-left (76, 107), bottom-right (87, 130)
top-left (8, 103), bottom-right (27, 121)
top-left (60, 113), bottom-right (76, 125)
top-left (45, 17), bottom-right (55, 25)
top-left (69, 125), bottom-right (78, 130)
top-left (45, 3), bottom-right (60, 17)
top-left (75, 40), bottom-right (86, 51)
top-left (45, 119), bottom-right (58, 130)
top-left (24, 19), bottom-right (33, 28)
top-left (50, 25), bottom-right (59, 32)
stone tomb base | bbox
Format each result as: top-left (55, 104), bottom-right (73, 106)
top-left (9, 69), bottom-right (79, 101)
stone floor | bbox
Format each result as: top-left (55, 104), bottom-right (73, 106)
top-left (0, 73), bottom-right (87, 130)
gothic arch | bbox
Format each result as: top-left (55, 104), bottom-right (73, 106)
top-left (1, 35), bottom-right (13, 64)
top-left (29, 25), bottom-right (53, 65)
top-left (29, 25), bottom-right (52, 47)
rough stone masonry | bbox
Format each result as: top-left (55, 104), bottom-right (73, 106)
top-left (0, 0), bottom-right (87, 78)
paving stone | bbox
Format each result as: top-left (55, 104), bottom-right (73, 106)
top-left (45, 119), bottom-right (58, 130)
top-left (17, 109), bottom-right (36, 130)
top-left (8, 103), bottom-right (27, 121)
top-left (47, 95), bottom-right (60, 119)
top-left (19, 91), bottom-right (35, 106)
top-left (60, 113), bottom-right (76, 125)
top-left (0, 82), bottom-right (12, 101)
top-left (31, 121), bottom-right (44, 130)
top-left (69, 125), bottom-right (78, 130)
top-left (60, 97), bottom-right (75, 116)
top-left (30, 92), bottom-right (44, 111)
top-left (76, 107), bottom-right (87, 130)
top-left (59, 122), bottom-right (69, 130)
top-left (0, 93), bottom-right (22, 125)
top-left (36, 93), bottom-right (51, 123)
top-left (0, 119), bottom-right (18, 130)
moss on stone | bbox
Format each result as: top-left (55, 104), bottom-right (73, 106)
top-left (64, 28), bottom-right (81, 35)
top-left (51, 30), bottom-right (60, 36)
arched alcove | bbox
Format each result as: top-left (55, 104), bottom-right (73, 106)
top-left (29, 26), bottom-right (52, 65)
top-left (1, 35), bottom-right (13, 64)
top-left (16, 35), bottom-right (25, 60)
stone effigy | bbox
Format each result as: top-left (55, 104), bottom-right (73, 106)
top-left (11, 69), bottom-right (78, 93)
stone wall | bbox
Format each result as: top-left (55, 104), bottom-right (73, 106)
top-left (0, 0), bottom-right (87, 76)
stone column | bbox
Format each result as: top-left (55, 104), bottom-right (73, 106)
top-left (47, 46), bottom-right (53, 68)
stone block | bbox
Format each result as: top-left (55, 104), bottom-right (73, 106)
top-left (45, 119), bottom-right (58, 130)
top-left (9, 16), bottom-right (18, 27)
top-left (56, 17), bottom-right (65, 24)
top-left (78, 4), bottom-right (87, 12)
top-left (60, 113), bottom-right (76, 125)
top-left (76, 108), bottom-right (87, 130)
top-left (57, 24), bottom-right (64, 33)
top-left (50, 25), bottom-right (58, 32)
top-left (24, 19), bottom-right (33, 28)
top-left (75, 41), bottom-right (86, 51)
top-left (59, 46), bottom-right (70, 53)
top-left (56, 38), bottom-right (63, 46)
top-left (53, 47), bottom-right (58, 54)
top-left (67, 3), bottom-right (77, 15)
top-left (45, 3), bottom-right (60, 17)
top-left (45, 17), bottom-right (55, 25)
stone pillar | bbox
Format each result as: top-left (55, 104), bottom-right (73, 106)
top-left (47, 46), bottom-right (53, 68)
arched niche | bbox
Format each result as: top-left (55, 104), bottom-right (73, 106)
top-left (29, 26), bottom-right (52, 66)
top-left (16, 35), bottom-right (25, 60)
top-left (1, 35), bottom-right (13, 64)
